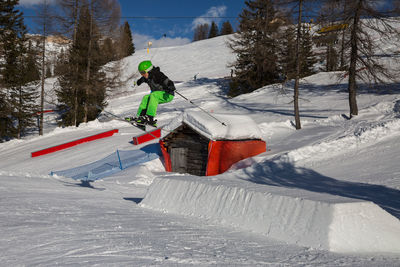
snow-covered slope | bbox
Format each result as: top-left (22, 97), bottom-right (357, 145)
top-left (122, 35), bottom-right (236, 81)
top-left (1, 34), bottom-right (400, 265)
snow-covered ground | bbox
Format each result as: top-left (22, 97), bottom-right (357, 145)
top-left (1, 35), bottom-right (400, 265)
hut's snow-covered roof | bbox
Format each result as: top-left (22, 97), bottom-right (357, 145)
top-left (163, 111), bottom-right (263, 141)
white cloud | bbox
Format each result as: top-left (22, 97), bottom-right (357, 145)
top-left (133, 33), bottom-right (190, 50)
top-left (191, 5), bottom-right (227, 30)
top-left (19, 0), bottom-right (57, 6)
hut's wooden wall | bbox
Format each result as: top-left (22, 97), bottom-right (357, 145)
top-left (163, 124), bottom-right (209, 176)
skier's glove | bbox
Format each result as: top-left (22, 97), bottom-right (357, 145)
top-left (137, 77), bottom-right (145, 86)
top-left (167, 84), bottom-right (176, 93)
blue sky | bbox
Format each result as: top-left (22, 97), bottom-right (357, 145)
top-left (18, 0), bottom-right (245, 49)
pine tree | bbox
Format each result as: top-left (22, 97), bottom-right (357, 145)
top-left (0, 0), bottom-right (39, 140)
top-left (326, 43), bottom-right (338, 71)
top-left (0, 0), bottom-right (12, 139)
top-left (279, 25), bottom-right (297, 81)
top-left (208, 21), bottom-right (219, 38)
top-left (11, 61), bottom-right (40, 139)
top-left (54, 48), bottom-right (69, 76)
top-left (56, 4), bottom-right (106, 127)
top-left (45, 65), bottom-right (52, 78)
top-left (0, 86), bottom-right (12, 141)
top-left (220, 21), bottom-right (234, 35)
top-left (117, 21), bottom-right (134, 59)
top-left (56, 61), bottom-right (83, 126)
top-left (228, 0), bottom-right (281, 96)
top-left (25, 41), bottom-right (41, 83)
top-left (299, 24), bottom-right (316, 77)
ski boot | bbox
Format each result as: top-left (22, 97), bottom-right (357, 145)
top-left (125, 115), bottom-right (157, 129)
top-left (142, 115), bottom-right (157, 128)
top-left (135, 115), bottom-right (157, 127)
top-left (124, 116), bottom-right (146, 130)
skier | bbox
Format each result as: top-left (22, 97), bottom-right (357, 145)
top-left (126, 60), bottom-right (175, 127)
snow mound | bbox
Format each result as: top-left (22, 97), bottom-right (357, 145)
top-left (140, 176), bottom-right (400, 253)
top-left (163, 111), bottom-right (263, 140)
top-left (283, 117), bottom-right (400, 164)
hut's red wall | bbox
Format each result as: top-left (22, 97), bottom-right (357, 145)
top-left (206, 140), bottom-right (266, 176)
top-left (159, 139), bottom-right (267, 176)
top-left (159, 140), bottom-right (172, 172)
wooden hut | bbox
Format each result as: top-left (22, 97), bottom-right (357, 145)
top-left (159, 111), bottom-right (266, 176)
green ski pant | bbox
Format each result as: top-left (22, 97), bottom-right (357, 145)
top-left (137, 91), bottom-right (174, 117)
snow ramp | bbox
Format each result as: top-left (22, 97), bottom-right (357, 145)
top-left (140, 176), bottom-right (400, 253)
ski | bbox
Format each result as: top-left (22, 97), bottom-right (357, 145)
top-left (97, 107), bottom-right (162, 140)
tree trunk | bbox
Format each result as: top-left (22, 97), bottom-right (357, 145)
top-left (84, 1), bottom-right (93, 123)
top-left (326, 43), bottom-right (331, 71)
top-left (18, 88), bottom-right (22, 139)
top-left (73, 0), bottom-right (79, 126)
top-left (39, 21), bottom-right (46, 135)
top-left (340, 0), bottom-right (348, 70)
top-left (293, 0), bottom-right (303, 130)
top-left (340, 27), bottom-right (346, 69)
top-left (347, 0), bottom-right (362, 118)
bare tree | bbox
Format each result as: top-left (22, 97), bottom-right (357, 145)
top-left (341, 0), bottom-right (400, 118)
top-left (34, 0), bottom-right (55, 135)
top-left (339, 0), bottom-right (351, 70)
top-left (293, 0), bottom-right (303, 129)
top-left (278, 0), bottom-right (320, 130)
top-left (89, 0), bottom-right (120, 37)
top-left (83, 0), bottom-right (94, 122)
top-left (193, 24), bottom-right (210, 41)
top-left (57, 0), bottom-right (81, 45)
top-left (317, 1), bottom-right (343, 72)
top-left (57, 0), bottom-right (81, 126)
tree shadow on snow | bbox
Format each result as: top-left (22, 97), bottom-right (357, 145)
top-left (184, 77), bottom-right (231, 97)
top-left (297, 80), bottom-right (400, 96)
top-left (241, 161), bottom-right (400, 218)
top-left (226, 101), bottom-right (331, 119)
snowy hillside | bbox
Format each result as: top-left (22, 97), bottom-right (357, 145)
top-left (27, 34), bottom-right (71, 75)
top-left (1, 35), bottom-right (400, 265)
